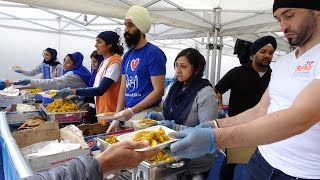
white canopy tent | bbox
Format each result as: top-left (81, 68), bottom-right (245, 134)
top-left (1, 0), bottom-right (289, 85)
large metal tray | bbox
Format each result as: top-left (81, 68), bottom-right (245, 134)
top-left (40, 104), bottom-right (87, 123)
top-left (5, 104), bottom-right (42, 125)
top-left (97, 135), bottom-right (187, 180)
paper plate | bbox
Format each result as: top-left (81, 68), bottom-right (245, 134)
top-left (38, 90), bottom-right (59, 98)
top-left (95, 112), bottom-right (115, 119)
top-left (116, 125), bottom-right (178, 151)
top-left (130, 119), bottom-right (158, 129)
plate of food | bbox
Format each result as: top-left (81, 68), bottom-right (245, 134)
top-left (37, 90), bottom-right (59, 98)
top-left (130, 118), bottom-right (158, 129)
top-left (116, 125), bottom-right (178, 151)
top-left (95, 112), bottom-right (115, 119)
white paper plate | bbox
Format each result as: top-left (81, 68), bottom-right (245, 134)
top-left (130, 119), bottom-right (158, 129)
top-left (10, 66), bottom-right (21, 71)
top-left (116, 125), bottom-right (178, 151)
top-left (96, 112), bottom-right (115, 119)
top-left (37, 90), bottom-right (59, 98)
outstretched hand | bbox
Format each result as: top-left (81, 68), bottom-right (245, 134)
top-left (169, 127), bottom-right (216, 159)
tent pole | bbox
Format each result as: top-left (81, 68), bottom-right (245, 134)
top-left (217, 36), bottom-right (223, 82)
top-left (209, 7), bottom-right (221, 85)
top-left (205, 32), bottom-right (211, 79)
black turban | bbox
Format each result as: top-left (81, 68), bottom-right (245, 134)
top-left (273, 0), bottom-right (320, 13)
top-left (250, 36), bottom-right (277, 56)
top-left (97, 31), bottom-right (119, 45)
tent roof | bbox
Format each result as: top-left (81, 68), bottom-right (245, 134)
top-left (0, 0), bottom-right (290, 52)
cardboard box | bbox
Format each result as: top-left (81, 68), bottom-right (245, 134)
top-left (78, 123), bottom-right (109, 151)
top-left (12, 121), bottom-right (59, 148)
top-left (13, 122), bottom-right (90, 172)
top-left (0, 95), bottom-right (23, 107)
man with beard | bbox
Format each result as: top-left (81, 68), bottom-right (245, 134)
top-left (213, 36), bottom-right (277, 180)
top-left (107, 5), bottom-right (166, 133)
top-left (168, 0), bottom-right (320, 179)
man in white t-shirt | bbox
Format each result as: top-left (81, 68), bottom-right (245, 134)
top-left (167, 0), bottom-right (320, 179)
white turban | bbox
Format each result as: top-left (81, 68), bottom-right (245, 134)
top-left (125, 5), bottom-right (151, 34)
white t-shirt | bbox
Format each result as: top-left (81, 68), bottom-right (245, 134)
top-left (259, 43), bottom-right (320, 179)
top-left (93, 57), bottom-right (121, 88)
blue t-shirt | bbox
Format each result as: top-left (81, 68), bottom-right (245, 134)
top-left (122, 42), bottom-right (167, 107)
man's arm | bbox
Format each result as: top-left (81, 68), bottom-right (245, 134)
top-left (216, 80), bottom-right (320, 148)
top-left (131, 75), bottom-right (165, 114)
top-left (217, 88), bottom-right (270, 128)
top-left (116, 75), bottom-right (126, 112)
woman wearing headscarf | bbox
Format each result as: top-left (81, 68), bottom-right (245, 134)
top-left (15, 52), bottom-right (91, 90)
top-left (12, 47), bottom-right (63, 78)
top-left (88, 50), bottom-right (104, 87)
top-left (53, 31), bottom-right (123, 124)
top-left (146, 48), bottom-right (219, 180)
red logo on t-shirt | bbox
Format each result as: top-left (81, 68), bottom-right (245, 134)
top-left (131, 58), bottom-right (139, 71)
top-left (295, 60), bottom-right (314, 72)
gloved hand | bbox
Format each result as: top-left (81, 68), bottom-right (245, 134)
top-left (15, 79), bottom-right (30, 86)
top-left (145, 111), bottom-right (163, 121)
top-left (196, 121), bottom-right (215, 128)
top-left (158, 120), bottom-right (176, 129)
top-left (106, 120), bottom-right (120, 134)
top-left (51, 88), bottom-right (71, 99)
top-left (14, 69), bottom-right (22, 73)
top-left (169, 127), bottom-right (216, 159)
top-left (218, 110), bottom-right (226, 119)
top-left (113, 108), bottom-right (134, 121)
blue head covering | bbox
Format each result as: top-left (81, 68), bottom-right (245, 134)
top-left (89, 52), bottom-right (104, 87)
top-left (63, 52), bottom-right (91, 86)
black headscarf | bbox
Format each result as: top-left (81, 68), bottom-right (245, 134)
top-left (250, 36), bottom-right (277, 56)
top-left (43, 48), bottom-right (60, 66)
top-left (163, 48), bottom-right (212, 124)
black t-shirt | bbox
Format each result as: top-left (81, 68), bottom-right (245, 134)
top-left (215, 62), bottom-right (271, 116)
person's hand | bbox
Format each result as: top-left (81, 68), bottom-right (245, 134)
top-left (169, 127), bottom-right (216, 159)
top-left (145, 111), bottom-right (162, 120)
top-left (51, 88), bottom-right (71, 99)
top-left (113, 108), bottom-right (134, 121)
top-left (14, 69), bottom-right (22, 73)
top-left (4, 80), bottom-right (13, 87)
top-left (96, 141), bottom-right (160, 172)
top-left (196, 121), bottom-right (215, 128)
top-left (158, 120), bottom-right (176, 129)
top-left (218, 110), bottom-right (226, 118)
top-left (14, 79), bottom-right (30, 86)
top-left (106, 120), bottom-right (120, 134)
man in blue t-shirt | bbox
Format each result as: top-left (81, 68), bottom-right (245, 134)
top-left (107, 5), bottom-right (167, 133)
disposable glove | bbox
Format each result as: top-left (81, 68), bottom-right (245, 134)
top-left (169, 127), bottom-right (216, 159)
top-left (196, 121), bottom-right (215, 128)
top-left (218, 110), bottom-right (226, 119)
top-left (14, 69), bottom-right (22, 73)
top-left (158, 120), bottom-right (176, 129)
top-left (51, 88), bottom-right (71, 99)
top-left (113, 108), bottom-right (134, 121)
top-left (15, 79), bottom-right (30, 86)
top-left (106, 120), bottom-right (120, 134)
top-left (145, 111), bottom-right (163, 121)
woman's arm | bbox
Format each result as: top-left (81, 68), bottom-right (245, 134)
top-left (76, 77), bottom-right (114, 96)
top-left (20, 64), bottom-right (42, 76)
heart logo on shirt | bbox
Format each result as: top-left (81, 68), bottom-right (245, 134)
top-left (130, 58), bottom-right (140, 71)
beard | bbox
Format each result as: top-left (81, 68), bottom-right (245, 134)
top-left (287, 11), bottom-right (317, 46)
top-left (124, 29), bottom-right (141, 48)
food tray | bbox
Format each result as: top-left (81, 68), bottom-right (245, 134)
top-left (40, 104), bottom-right (87, 123)
top-left (5, 104), bottom-right (42, 125)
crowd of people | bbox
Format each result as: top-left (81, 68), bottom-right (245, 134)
top-left (2, 0), bottom-right (319, 179)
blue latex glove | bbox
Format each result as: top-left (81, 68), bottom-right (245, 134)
top-left (158, 120), bottom-right (176, 129)
top-left (218, 110), bottom-right (226, 119)
top-left (145, 111), bottom-right (162, 120)
top-left (14, 69), bottom-right (22, 73)
top-left (169, 127), bottom-right (216, 159)
top-left (15, 79), bottom-right (30, 86)
top-left (51, 88), bottom-right (71, 99)
top-left (196, 121), bottom-right (215, 128)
